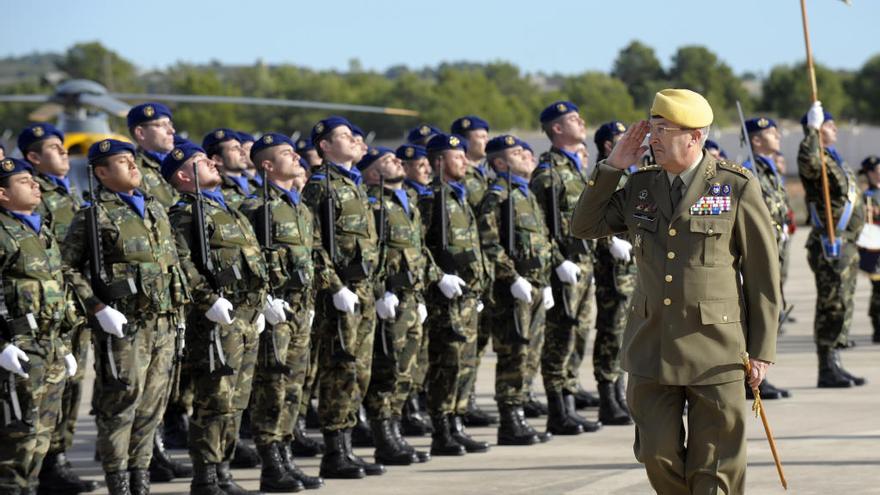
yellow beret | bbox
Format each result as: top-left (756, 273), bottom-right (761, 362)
top-left (650, 89), bottom-right (714, 128)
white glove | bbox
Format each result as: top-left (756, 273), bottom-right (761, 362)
top-left (96, 306), bottom-right (128, 338)
top-left (64, 353), bottom-right (77, 377)
top-left (542, 286), bottom-right (555, 310)
top-left (555, 260), bottom-right (581, 285)
top-left (0, 345), bottom-right (29, 378)
top-left (263, 295), bottom-right (289, 326)
top-left (308, 309), bottom-right (315, 327)
top-left (476, 300), bottom-right (484, 313)
top-left (255, 313), bottom-right (266, 335)
top-left (206, 297), bottom-right (235, 325)
top-left (609, 236), bottom-right (633, 263)
top-left (376, 292), bottom-right (400, 320)
top-left (806, 101), bottom-right (824, 130)
top-left (417, 303), bottom-right (428, 324)
top-left (510, 277), bottom-right (533, 303)
top-left (332, 286), bottom-right (359, 314)
top-left (438, 273), bottom-right (467, 299)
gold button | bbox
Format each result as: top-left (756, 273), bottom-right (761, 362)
top-left (722, 315), bottom-right (728, 321)
top-left (663, 298), bottom-right (672, 306)
top-left (669, 228), bottom-right (677, 236)
top-left (588, 180), bottom-right (595, 186)
top-left (667, 251), bottom-right (675, 260)
top-left (707, 228), bottom-right (714, 235)
top-left (665, 275), bottom-right (672, 282)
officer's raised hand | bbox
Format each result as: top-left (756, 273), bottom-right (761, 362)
top-left (554, 260), bottom-right (581, 284)
top-left (206, 297), bottom-right (235, 325)
top-left (95, 305), bottom-right (128, 338)
top-left (332, 286), bottom-right (359, 314)
top-left (438, 273), bottom-right (467, 299)
top-left (0, 344), bottom-right (30, 378)
top-left (606, 120), bottom-right (650, 170)
top-left (510, 277), bottom-right (533, 304)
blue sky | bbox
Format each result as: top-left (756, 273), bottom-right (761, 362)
top-left (2, 0), bottom-right (875, 76)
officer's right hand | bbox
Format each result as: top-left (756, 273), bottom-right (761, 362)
top-left (555, 260), bottom-right (581, 284)
top-left (96, 306), bottom-right (128, 338)
top-left (806, 101), bottom-right (824, 130)
top-left (332, 286), bottom-right (360, 314)
top-left (510, 277), bottom-right (534, 303)
top-left (438, 273), bottom-right (467, 299)
top-left (0, 344), bottom-right (30, 378)
top-left (606, 120), bottom-right (650, 170)
top-left (206, 297), bottom-right (235, 325)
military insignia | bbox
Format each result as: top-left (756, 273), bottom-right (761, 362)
top-left (721, 184), bottom-right (731, 196)
top-left (449, 136), bottom-right (460, 147)
top-left (1, 159), bottom-right (14, 172)
top-left (143, 105), bottom-right (155, 118)
top-left (214, 129), bottom-right (225, 139)
top-left (757, 118), bottom-right (769, 128)
top-left (616, 122), bottom-right (626, 132)
top-left (556, 103), bottom-right (567, 112)
top-left (32, 126), bottom-right (44, 138)
top-left (99, 140), bottom-right (111, 152)
top-left (690, 195), bottom-right (731, 215)
top-left (314, 122), bottom-right (324, 134)
top-left (461, 118), bottom-right (471, 129)
top-left (405, 147), bottom-right (414, 158)
top-left (504, 135), bottom-right (515, 146)
top-left (297, 140), bottom-right (306, 149)
top-left (638, 189), bottom-right (648, 200)
top-left (263, 135), bottom-right (274, 145)
top-left (711, 183), bottom-right (721, 196)
top-left (370, 148), bottom-right (379, 156)
top-left (172, 148), bottom-right (184, 160)
top-left (419, 125), bottom-right (431, 136)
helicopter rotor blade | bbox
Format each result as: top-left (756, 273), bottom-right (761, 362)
top-left (79, 94), bottom-right (131, 118)
top-left (0, 95), bottom-right (51, 103)
top-left (28, 104), bottom-right (64, 122)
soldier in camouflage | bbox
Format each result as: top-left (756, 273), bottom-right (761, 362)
top-left (0, 158), bottom-right (77, 495)
top-left (203, 129), bottom-right (253, 212)
top-left (126, 103), bottom-right (180, 209)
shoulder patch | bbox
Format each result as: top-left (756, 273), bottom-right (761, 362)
top-left (716, 160), bottom-right (752, 178)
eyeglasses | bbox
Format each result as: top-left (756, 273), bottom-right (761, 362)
top-left (649, 123), bottom-right (693, 136)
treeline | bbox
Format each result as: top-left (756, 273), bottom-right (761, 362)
top-left (1, 41), bottom-right (878, 139)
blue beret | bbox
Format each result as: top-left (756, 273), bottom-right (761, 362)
top-left (0, 157), bottom-right (33, 179)
top-left (705, 139), bottom-right (721, 151)
top-left (299, 157), bottom-right (311, 170)
top-left (594, 121), bottom-right (627, 146)
top-left (161, 142), bottom-right (205, 181)
top-left (202, 128), bottom-right (240, 155)
top-left (236, 131), bottom-right (255, 143)
top-left (485, 135), bottom-right (521, 155)
top-left (294, 137), bottom-right (314, 153)
top-left (426, 133), bottom-right (467, 154)
top-left (127, 103), bottom-right (173, 129)
top-left (516, 138), bottom-right (533, 154)
top-left (407, 124), bottom-right (443, 144)
top-left (173, 134), bottom-right (193, 147)
top-left (356, 146), bottom-right (395, 171)
top-left (744, 117), bottom-right (777, 134)
top-left (450, 116), bottom-right (490, 135)
top-left (88, 139), bottom-right (136, 164)
top-left (396, 144), bottom-right (427, 161)
top-left (17, 123), bottom-right (64, 154)
top-left (861, 155), bottom-right (880, 173)
top-left (540, 101), bottom-right (578, 124)
top-left (350, 123), bottom-right (365, 138)
top-left (800, 109), bottom-right (834, 127)
top-left (311, 116), bottom-right (352, 145)
top-left (250, 133), bottom-right (296, 161)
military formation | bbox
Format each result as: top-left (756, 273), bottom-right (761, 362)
top-left (0, 86), bottom-right (872, 495)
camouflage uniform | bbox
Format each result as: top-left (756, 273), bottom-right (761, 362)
top-left (745, 155), bottom-right (791, 273)
top-left (168, 191), bottom-right (268, 465)
top-left (0, 210), bottom-right (74, 492)
top-left (530, 149), bottom-right (595, 395)
top-left (798, 130), bottom-right (864, 349)
top-left (402, 180), bottom-right (435, 396)
top-left (135, 150), bottom-right (179, 208)
top-left (302, 163), bottom-right (380, 433)
top-left (64, 187), bottom-right (190, 473)
top-left (219, 174), bottom-right (253, 212)
top-left (241, 183), bottom-right (318, 446)
top-left (366, 185), bottom-right (440, 420)
top-left (477, 173), bottom-right (553, 406)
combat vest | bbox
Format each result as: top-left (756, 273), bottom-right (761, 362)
top-left (426, 183), bottom-right (488, 291)
top-left (33, 173), bottom-right (80, 241)
top-left (219, 174), bottom-right (252, 211)
top-left (462, 163), bottom-right (490, 211)
top-left (135, 150), bottom-right (179, 208)
top-left (533, 148), bottom-right (593, 262)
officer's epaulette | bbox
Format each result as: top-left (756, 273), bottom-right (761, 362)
top-left (632, 164), bottom-right (661, 174)
top-left (716, 160), bottom-right (752, 178)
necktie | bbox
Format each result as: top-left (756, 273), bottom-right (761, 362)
top-left (670, 176), bottom-right (685, 210)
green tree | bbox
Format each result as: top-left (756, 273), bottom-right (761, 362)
top-left (561, 72), bottom-right (641, 125)
top-left (761, 61), bottom-right (849, 121)
top-left (847, 53), bottom-right (880, 123)
top-left (612, 40), bottom-right (667, 109)
top-left (668, 45), bottom-right (750, 124)
top-left (56, 42), bottom-right (140, 91)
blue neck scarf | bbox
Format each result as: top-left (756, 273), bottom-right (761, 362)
top-left (404, 179), bottom-right (433, 197)
top-left (497, 172), bottom-right (530, 196)
top-left (226, 174), bottom-right (251, 195)
top-left (45, 173), bottom-right (71, 195)
top-left (117, 190), bottom-right (146, 218)
top-left (447, 181), bottom-right (467, 204)
top-left (474, 164), bottom-right (488, 178)
top-left (558, 148), bottom-right (583, 173)
top-left (271, 181), bottom-right (300, 206)
top-left (142, 149), bottom-right (168, 164)
top-left (331, 163), bottom-right (363, 186)
top-left (392, 188), bottom-right (411, 214)
top-left (201, 188), bottom-right (229, 211)
top-left (10, 211), bottom-right (42, 234)
top-left (826, 146), bottom-right (843, 166)
top-left (250, 172), bottom-right (264, 187)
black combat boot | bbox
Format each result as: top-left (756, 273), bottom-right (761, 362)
top-left (350, 406), bottom-right (374, 447)
top-left (104, 470), bottom-right (130, 495)
top-left (343, 428), bottom-right (385, 475)
top-left (429, 415), bottom-right (466, 456)
top-left (216, 461), bottom-right (251, 495)
top-left (522, 392), bottom-right (548, 418)
top-left (450, 415), bottom-right (490, 453)
top-left (390, 417), bottom-right (431, 462)
top-left (597, 381), bottom-right (632, 425)
top-left (149, 429), bottom-right (193, 482)
top-left (614, 377), bottom-right (630, 414)
top-left (230, 442), bottom-right (260, 469)
top-left (546, 391), bottom-right (583, 435)
top-left (817, 347), bottom-right (854, 388)
top-left (290, 417), bottom-right (324, 457)
top-left (305, 401), bottom-right (320, 430)
top-left (318, 430), bottom-right (365, 479)
top-left (37, 451), bottom-right (99, 494)
top-left (370, 419), bottom-right (414, 465)
top-left (564, 392), bottom-right (603, 432)
top-left (832, 348), bottom-right (866, 386)
top-left (162, 408), bottom-right (190, 449)
top-left (256, 443), bottom-right (303, 493)
top-left (238, 408), bottom-right (253, 440)
top-left (573, 385), bottom-right (600, 409)
top-left (279, 442), bottom-right (324, 489)
top-left (190, 462), bottom-right (225, 495)
top-left (127, 469), bottom-right (149, 495)
top-left (519, 412), bottom-right (553, 444)
top-left (497, 405), bottom-right (539, 446)
top-left (462, 393), bottom-right (497, 427)
top-left (401, 394), bottom-right (433, 436)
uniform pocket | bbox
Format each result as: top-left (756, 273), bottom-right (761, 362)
top-left (698, 298), bottom-right (742, 325)
top-left (689, 218), bottom-right (731, 266)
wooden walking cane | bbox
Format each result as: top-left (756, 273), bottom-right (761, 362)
top-left (799, 0), bottom-right (837, 254)
top-left (742, 353), bottom-right (788, 490)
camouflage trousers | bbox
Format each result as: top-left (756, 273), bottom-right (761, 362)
top-left (188, 307), bottom-right (260, 464)
top-left (298, 303), bottom-right (319, 422)
top-left (365, 291), bottom-right (425, 420)
top-left (566, 281), bottom-right (596, 391)
top-left (593, 245), bottom-right (636, 383)
top-left (93, 313), bottom-right (175, 472)
top-left (48, 322), bottom-right (90, 454)
top-left (806, 233), bottom-right (858, 348)
top-left (251, 293), bottom-right (313, 446)
top-left (426, 293), bottom-right (480, 416)
top-left (458, 288), bottom-right (494, 407)
top-left (492, 286), bottom-right (547, 406)
top-left (317, 282), bottom-right (376, 432)
top-left (0, 339), bottom-right (66, 491)
top-left (541, 257), bottom-right (594, 394)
